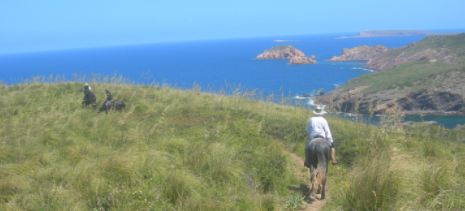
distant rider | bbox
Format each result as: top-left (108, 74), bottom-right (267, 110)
top-left (103, 88), bottom-right (113, 107)
top-left (305, 106), bottom-right (339, 166)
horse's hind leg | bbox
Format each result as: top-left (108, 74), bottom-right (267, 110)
top-left (321, 179), bottom-right (326, 199)
top-left (309, 165), bottom-right (314, 182)
top-left (309, 164), bottom-right (318, 199)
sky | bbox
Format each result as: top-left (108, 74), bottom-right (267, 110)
top-left (1, 0), bottom-right (464, 54)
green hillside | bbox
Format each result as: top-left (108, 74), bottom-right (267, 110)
top-left (380, 33), bottom-right (465, 60)
top-left (340, 62), bottom-right (462, 94)
top-left (1, 80), bottom-right (465, 210)
top-left (402, 33), bottom-right (465, 56)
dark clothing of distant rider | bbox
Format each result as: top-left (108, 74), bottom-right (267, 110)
top-left (103, 89), bottom-right (113, 107)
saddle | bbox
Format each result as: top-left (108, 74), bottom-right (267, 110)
top-left (304, 135), bottom-right (331, 168)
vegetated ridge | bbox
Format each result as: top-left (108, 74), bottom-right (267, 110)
top-left (328, 45), bottom-right (387, 61)
top-left (1, 80), bottom-right (465, 210)
top-left (337, 30), bottom-right (460, 39)
top-left (255, 45), bottom-right (317, 65)
top-left (0, 81), bottom-right (326, 210)
top-left (317, 33), bottom-right (465, 115)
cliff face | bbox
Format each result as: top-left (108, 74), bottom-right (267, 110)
top-left (366, 34), bottom-right (465, 71)
top-left (316, 68), bottom-right (465, 115)
top-left (255, 45), bottom-right (305, 59)
top-left (288, 56), bottom-right (317, 65)
top-left (328, 45), bottom-right (387, 61)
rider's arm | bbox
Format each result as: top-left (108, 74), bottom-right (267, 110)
top-left (323, 120), bottom-right (334, 143)
top-left (305, 118), bottom-right (312, 135)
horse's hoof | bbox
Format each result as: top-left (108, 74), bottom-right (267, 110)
top-left (309, 193), bottom-right (316, 200)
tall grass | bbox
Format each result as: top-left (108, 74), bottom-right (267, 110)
top-left (323, 104), bottom-right (465, 210)
top-left (1, 74), bottom-right (465, 210)
top-left (0, 75), bottom-right (310, 210)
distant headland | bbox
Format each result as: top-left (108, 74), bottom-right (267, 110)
top-left (328, 45), bottom-right (387, 61)
top-left (336, 30), bottom-right (460, 39)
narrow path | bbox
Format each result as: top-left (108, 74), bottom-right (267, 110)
top-left (289, 153), bottom-right (329, 211)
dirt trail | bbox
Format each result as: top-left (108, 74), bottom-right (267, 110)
top-left (289, 153), bottom-right (328, 211)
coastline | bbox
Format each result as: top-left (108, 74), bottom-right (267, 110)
top-left (326, 110), bottom-right (465, 129)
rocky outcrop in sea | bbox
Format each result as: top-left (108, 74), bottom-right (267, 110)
top-left (256, 45), bottom-right (317, 65)
top-left (288, 56), bottom-right (317, 65)
top-left (328, 45), bottom-right (387, 61)
top-left (255, 45), bottom-right (305, 59)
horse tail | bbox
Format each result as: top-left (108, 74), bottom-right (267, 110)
top-left (315, 142), bottom-right (329, 190)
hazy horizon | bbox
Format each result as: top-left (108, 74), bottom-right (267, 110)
top-left (2, 0), bottom-right (464, 55)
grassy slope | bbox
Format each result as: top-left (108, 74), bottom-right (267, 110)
top-left (0, 82), bottom-right (314, 210)
top-left (403, 33), bottom-right (465, 56)
top-left (339, 61), bottom-right (461, 94)
top-left (1, 82), bottom-right (465, 210)
top-left (372, 34), bottom-right (465, 65)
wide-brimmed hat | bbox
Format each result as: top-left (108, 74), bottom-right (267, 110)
top-left (84, 82), bottom-right (89, 86)
top-left (313, 106), bottom-right (325, 115)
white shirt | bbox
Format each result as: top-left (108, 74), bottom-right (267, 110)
top-left (305, 115), bottom-right (333, 148)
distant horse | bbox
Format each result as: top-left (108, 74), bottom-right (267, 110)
top-left (99, 100), bottom-right (126, 113)
top-left (82, 90), bottom-right (97, 109)
top-left (305, 137), bottom-right (331, 199)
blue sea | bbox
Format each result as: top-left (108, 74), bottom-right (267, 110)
top-left (1, 33), bottom-right (464, 128)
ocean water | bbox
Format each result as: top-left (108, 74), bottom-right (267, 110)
top-left (1, 33), bottom-right (464, 128)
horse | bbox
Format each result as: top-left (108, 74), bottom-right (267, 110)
top-left (305, 137), bottom-right (331, 199)
top-left (82, 90), bottom-right (97, 109)
top-left (99, 100), bottom-right (126, 113)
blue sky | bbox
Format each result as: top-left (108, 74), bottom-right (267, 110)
top-left (1, 0), bottom-right (464, 54)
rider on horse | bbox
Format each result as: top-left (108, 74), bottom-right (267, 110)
top-left (305, 106), bottom-right (338, 166)
top-left (82, 82), bottom-right (96, 108)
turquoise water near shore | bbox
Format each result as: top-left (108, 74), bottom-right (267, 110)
top-left (404, 115), bottom-right (465, 129)
top-left (324, 112), bottom-right (465, 129)
top-left (1, 33), bottom-right (464, 128)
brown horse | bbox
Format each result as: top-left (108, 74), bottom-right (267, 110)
top-left (305, 137), bottom-right (331, 199)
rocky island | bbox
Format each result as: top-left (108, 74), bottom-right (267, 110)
top-left (255, 45), bottom-right (317, 65)
top-left (255, 45), bottom-right (304, 59)
top-left (316, 33), bottom-right (465, 115)
top-left (328, 45), bottom-right (387, 61)
top-left (288, 56), bottom-right (317, 65)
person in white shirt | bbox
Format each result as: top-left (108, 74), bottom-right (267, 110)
top-left (305, 106), bottom-right (338, 165)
